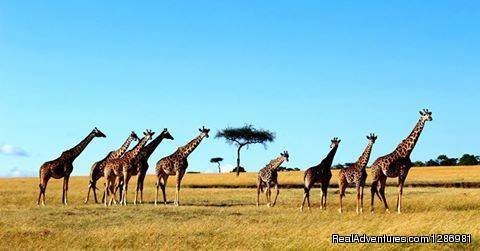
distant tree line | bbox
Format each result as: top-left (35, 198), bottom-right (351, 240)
top-left (413, 154), bottom-right (479, 167)
top-left (332, 154), bottom-right (479, 169)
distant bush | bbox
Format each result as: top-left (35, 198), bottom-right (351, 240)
top-left (278, 166), bottom-right (301, 172)
top-left (458, 154), bottom-right (479, 166)
top-left (231, 166), bottom-right (246, 173)
top-left (425, 159), bottom-right (440, 166)
top-left (413, 161), bottom-right (425, 167)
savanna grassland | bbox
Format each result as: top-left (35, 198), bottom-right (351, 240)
top-left (0, 166), bottom-right (479, 250)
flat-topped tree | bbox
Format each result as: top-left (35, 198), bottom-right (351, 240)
top-left (210, 157), bottom-right (224, 173)
top-left (216, 124), bottom-right (275, 176)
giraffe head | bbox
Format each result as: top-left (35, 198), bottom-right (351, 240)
top-left (92, 127), bottom-right (106, 138)
top-left (330, 137), bottom-right (341, 148)
top-left (160, 128), bottom-right (174, 140)
top-left (280, 150), bottom-right (289, 162)
top-left (419, 109), bottom-right (433, 122)
top-left (130, 131), bottom-right (140, 141)
top-left (143, 129), bottom-right (155, 140)
top-left (366, 133), bottom-right (377, 144)
top-left (198, 126), bottom-right (210, 138)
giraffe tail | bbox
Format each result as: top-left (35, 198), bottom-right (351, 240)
top-left (370, 180), bottom-right (382, 202)
top-left (257, 177), bottom-right (264, 193)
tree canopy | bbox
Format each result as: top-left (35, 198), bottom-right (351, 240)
top-left (210, 157), bottom-right (224, 163)
top-left (216, 124), bottom-right (275, 176)
top-left (215, 124), bottom-right (275, 147)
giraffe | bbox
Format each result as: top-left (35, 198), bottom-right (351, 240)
top-left (103, 130), bottom-right (154, 206)
top-left (370, 109), bottom-right (432, 214)
top-left (300, 137), bottom-right (341, 211)
top-left (256, 151), bottom-right (289, 207)
top-left (338, 134), bottom-right (377, 214)
top-left (84, 131), bottom-right (139, 204)
top-left (37, 127), bottom-right (106, 206)
top-left (155, 126), bottom-right (210, 206)
top-left (131, 128), bottom-right (174, 205)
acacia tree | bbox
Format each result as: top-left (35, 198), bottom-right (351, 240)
top-left (210, 157), bottom-right (224, 173)
top-left (216, 124), bottom-right (275, 176)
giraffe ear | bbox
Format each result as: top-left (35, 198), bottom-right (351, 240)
top-left (419, 110), bottom-right (424, 116)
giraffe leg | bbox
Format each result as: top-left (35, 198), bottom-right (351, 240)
top-left (101, 182), bottom-right (106, 204)
top-left (356, 185), bottom-right (361, 214)
top-left (155, 175), bottom-right (160, 205)
top-left (37, 173), bottom-right (50, 206)
top-left (321, 182), bottom-right (329, 210)
top-left (122, 172), bottom-right (130, 206)
top-left (272, 184), bottom-right (280, 207)
top-left (85, 182), bottom-right (92, 204)
top-left (63, 175), bottom-right (70, 205)
top-left (301, 186), bottom-right (311, 212)
top-left (360, 185), bottom-right (364, 214)
top-left (338, 183), bottom-right (346, 213)
top-left (140, 178), bottom-right (145, 204)
top-left (37, 175), bottom-right (49, 206)
top-left (92, 181), bottom-right (99, 204)
top-left (104, 178), bottom-right (110, 207)
top-left (396, 179), bottom-right (405, 214)
top-left (138, 172), bottom-right (146, 204)
top-left (265, 184), bottom-right (271, 207)
top-left (134, 173), bottom-right (142, 205)
top-left (161, 174), bottom-right (169, 205)
top-left (256, 180), bottom-right (261, 207)
top-left (174, 171), bottom-right (185, 206)
top-left (378, 175), bottom-right (389, 213)
top-left (370, 179), bottom-right (378, 213)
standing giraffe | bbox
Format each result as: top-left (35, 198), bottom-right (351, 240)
top-left (371, 109), bottom-right (432, 214)
top-left (84, 131), bottom-right (139, 204)
top-left (130, 128), bottom-right (174, 205)
top-left (103, 130), bottom-right (154, 206)
top-left (155, 126), bottom-right (210, 206)
top-left (300, 137), bottom-right (341, 211)
top-left (37, 127), bottom-right (106, 206)
top-left (338, 134), bottom-right (377, 214)
top-left (256, 151), bottom-right (289, 207)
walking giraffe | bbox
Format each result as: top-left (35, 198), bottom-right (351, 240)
top-left (371, 109), bottom-right (432, 214)
top-left (338, 133), bottom-right (377, 213)
top-left (37, 127), bottom-right (106, 206)
top-left (84, 131), bottom-right (139, 204)
top-left (155, 127), bottom-right (210, 206)
top-left (256, 151), bottom-right (289, 207)
top-left (300, 137), bottom-right (341, 211)
top-left (130, 128), bottom-right (174, 205)
top-left (103, 130), bottom-right (154, 206)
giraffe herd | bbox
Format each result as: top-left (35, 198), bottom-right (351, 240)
top-left (37, 109), bottom-right (433, 214)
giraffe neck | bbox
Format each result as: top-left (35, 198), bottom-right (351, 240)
top-left (139, 134), bottom-right (166, 160)
top-left (109, 135), bottom-right (136, 159)
top-left (356, 141), bottom-right (374, 169)
top-left (266, 156), bottom-right (286, 170)
top-left (122, 135), bottom-right (150, 160)
top-left (394, 118), bottom-right (426, 157)
top-left (178, 133), bottom-right (206, 159)
top-left (63, 132), bottom-right (96, 160)
top-left (319, 145), bottom-right (338, 170)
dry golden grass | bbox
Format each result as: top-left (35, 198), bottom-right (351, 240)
top-left (173, 165), bottom-right (480, 188)
top-left (0, 166), bottom-right (479, 250)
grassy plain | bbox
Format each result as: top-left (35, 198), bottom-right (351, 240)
top-left (0, 166), bottom-right (479, 250)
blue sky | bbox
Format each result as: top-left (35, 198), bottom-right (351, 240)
top-left (1, 1), bottom-right (479, 177)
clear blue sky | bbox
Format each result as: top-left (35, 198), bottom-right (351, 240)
top-left (1, 1), bottom-right (479, 177)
